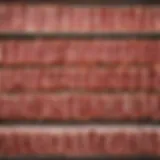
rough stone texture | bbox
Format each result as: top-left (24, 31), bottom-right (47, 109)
top-left (0, 4), bottom-right (160, 32)
top-left (0, 126), bottom-right (159, 156)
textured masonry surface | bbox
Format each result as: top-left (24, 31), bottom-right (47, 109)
top-left (0, 4), bottom-right (160, 32)
top-left (0, 2), bottom-right (160, 158)
top-left (0, 126), bottom-right (160, 156)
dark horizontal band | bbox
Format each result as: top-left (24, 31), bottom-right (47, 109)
top-left (0, 89), bottom-right (160, 95)
top-left (0, 119), bottom-right (160, 125)
top-left (0, 155), bottom-right (159, 160)
top-left (0, 32), bottom-right (160, 40)
top-left (0, 63), bottom-right (156, 69)
top-left (0, 0), bottom-right (160, 5)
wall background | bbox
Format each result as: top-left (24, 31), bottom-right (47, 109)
top-left (0, 1), bottom-right (160, 159)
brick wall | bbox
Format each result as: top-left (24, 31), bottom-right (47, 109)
top-left (0, 1), bottom-right (160, 159)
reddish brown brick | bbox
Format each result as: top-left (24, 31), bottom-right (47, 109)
top-left (0, 4), bottom-right (25, 31)
top-left (0, 93), bottom-right (159, 120)
top-left (1, 40), bottom-right (160, 65)
top-left (0, 126), bottom-right (159, 156)
top-left (0, 4), bottom-right (160, 32)
top-left (152, 66), bottom-right (160, 92)
top-left (0, 66), bottom-right (159, 92)
top-left (0, 41), bottom-right (2, 64)
top-left (0, 4), bottom-right (12, 31)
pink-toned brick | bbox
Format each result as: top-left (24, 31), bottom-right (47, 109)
top-left (0, 93), bottom-right (159, 120)
top-left (1, 40), bottom-right (160, 65)
top-left (0, 66), bottom-right (159, 92)
top-left (10, 4), bottom-right (25, 32)
top-left (24, 5), bottom-right (48, 32)
top-left (0, 4), bottom-right (12, 31)
top-left (0, 4), bottom-right (160, 32)
top-left (0, 41), bottom-right (3, 64)
top-left (0, 126), bottom-right (159, 156)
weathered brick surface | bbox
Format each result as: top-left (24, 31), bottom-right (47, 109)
top-left (0, 2), bottom-right (160, 158)
top-left (1, 40), bottom-right (160, 65)
top-left (0, 4), bottom-right (160, 32)
top-left (0, 93), bottom-right (159, 120)
top-left (0, 126), bottom-right (159, 156)
top-left (0, 66), bottom-right (159, 92)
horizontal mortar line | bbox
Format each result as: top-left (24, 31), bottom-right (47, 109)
top-left (0, 120), bottom-right (160, 126)
top-left (0, 89), bottom-right (160, 95)
top-left (0, 155), bottom-right (159, 160)
top-left (0, 63), bottom-right (158, 69)
top-left (0, 0), bottom-right (160, 5)
top-left (0, 90), bottom-right (160, 96)
top-left (0, 32), bottom-right (160, 40)
top-left (0, 124), bottom-right (160, 129)
top-left (63, 4), bottom-right (160, 7)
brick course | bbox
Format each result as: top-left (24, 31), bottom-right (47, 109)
top-left (0, 4), bottom-right (160, 32)
top-left (0, 2), bottom-right (160, 158)
top-left (1, 40), bottom-right (160, 65)
top-left (0, 93), bottom-right (159, 121)
top-left (0, 126), bottom-right (159, 156)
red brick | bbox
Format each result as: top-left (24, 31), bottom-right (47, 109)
top-left (1, 40), bottom-right (160, 65)
top-left (0, 41), bottom-right (3, 64)
top-left (0, 93), bottom-right (159, 120)
top-left (2, 40), bottom-right (64, 65)
top-left (24, 5), bottom-right (48, 32)
top-left (0, 126), bottom-right (159, 156)
top-left (0, 4), bottom-right (12, 31)
top-left (11, 4), bottom-right (25, 32)
top-left (153, 66), bottom-right (160, 92)
top-left (0, 66), bottom-right (159, 92)
top-left (0, 4), bottom-right (25, 31)
top-left (0, 4), bottom-right (160, 32)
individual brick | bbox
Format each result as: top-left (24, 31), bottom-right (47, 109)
top-left (1, 40), bottom-right (160, 65)
top-left (0, 126), bottom-right (159, 156)
top-left (70, 7), bottom-right (93, 32)
top-left (0, 93), bottom-right (159, 120)
top-left (0, 4), bottom-right (25, 31)
top-left (0, 40), bottom-right (3, 64)
top-left (0, 66), bottom-right (159, 92)
top-left (10, 4), bottom-right (25, 32)
top-left (24, 5), bottom-right (48, 32)
top-left (0, 4), bottom-right (12, 31)
top-left (43, 6), bottom-right (59, 32)
top-left (59, 6), bottom-right (74, 32)
top-left (152, 66), bottom-right (160, 93)
top-left (0, 4), bottom-right (160, 32)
